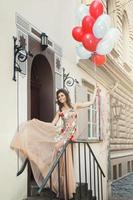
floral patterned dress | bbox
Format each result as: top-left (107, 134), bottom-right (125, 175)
top-left (10, 108), bottom-right (78, 199)
top-left (55, 108), bottom-right (78, 143)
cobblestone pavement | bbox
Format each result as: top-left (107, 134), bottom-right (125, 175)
top-left (111, 173), bottom-right (133, 200)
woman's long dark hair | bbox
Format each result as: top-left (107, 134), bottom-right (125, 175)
top-left (56, 89), bottom-right (73, 111)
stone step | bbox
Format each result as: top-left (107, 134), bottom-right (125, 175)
top-left (26, 182), bottom-right (95, 200)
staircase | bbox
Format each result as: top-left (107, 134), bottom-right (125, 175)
top-left (24, 182), bottom-right (97, 200)
top-left (22, 140), bottom-right (105, 200)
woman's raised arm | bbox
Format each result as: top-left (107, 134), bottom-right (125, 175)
top-left (74, 86), bottom-right (98, 109)
top-left (51, 111), bottom-right (60, 126)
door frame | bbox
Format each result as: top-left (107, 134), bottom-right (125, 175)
top-left (27, 34), bottom-right (56, 196)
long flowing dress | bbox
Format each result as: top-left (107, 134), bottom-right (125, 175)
top-left (10, 108), bottom-right (78, 199)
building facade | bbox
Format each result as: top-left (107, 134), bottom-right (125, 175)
top-left (107, 0), bottom-right (133, 197)
top-left (0, 0), bottom-right (133, 200)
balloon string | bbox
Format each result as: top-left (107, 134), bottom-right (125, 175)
top-left (93, 63), bottom-right (97, 86)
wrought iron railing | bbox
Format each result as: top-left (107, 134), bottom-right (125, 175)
top-left (38, 139), bottom-right (105, 200)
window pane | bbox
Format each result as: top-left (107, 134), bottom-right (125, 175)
top-left (88, 124), bottom-right (91, 137)
top-left (118, 163), bottom-right (122, 177)
top-left (92, 124), bottom-right (97, 137)
top-left (127, 161), bottom-right (130, 172)
top-left (87, 90), bottom-right (99, 139)
top-left (113, 165), bottom-right (117, 180)
top-left (92, 110), bottom-right (96, 123)
top-left (132, 160), bottom-right (133, 172)
top-left (88, 109), bottom-right (90, 122)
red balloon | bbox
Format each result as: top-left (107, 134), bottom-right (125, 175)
top-left (89, 0), bottom-right (104, 19)
top-left (82, 33), bottom-right (100, 52)
top-left (82, 15), bottom-right (95, 34)
top-left (72, 26), bottom-right (84, 42)
top-left (92, 54), bottom-right (106, 66)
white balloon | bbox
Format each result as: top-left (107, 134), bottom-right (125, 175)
top-left (102, 28), bottom-right (121, 43)
top-left (76, 4), bottom-right (88, 23)
top-left (96, 39), bottom-right (114, 55)
top-left (93, 14), bottom-right (112, 39)
top-left (76, 44), bottom-right (92, 59)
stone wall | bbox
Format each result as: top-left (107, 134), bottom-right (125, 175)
top-left (110, 84), bottom-right (133, 151)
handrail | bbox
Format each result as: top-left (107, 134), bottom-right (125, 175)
top-left (86, 143), bottom-right (105, 177)
top-left (38, 139), bottom-right (105, 197)
top-left (72, 140), bottom-right (105, 177)
top-left (38, 139), bottom-right (70, 194)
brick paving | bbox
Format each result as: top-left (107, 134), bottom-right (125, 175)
top-left (111, 173), bottom-right (133, 200)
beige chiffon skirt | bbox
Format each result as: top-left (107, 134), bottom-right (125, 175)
top-left (10, 119), bottom-right (76, 199)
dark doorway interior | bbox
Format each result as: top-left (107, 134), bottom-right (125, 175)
top-left (31, 54), bottom-right (54, 122)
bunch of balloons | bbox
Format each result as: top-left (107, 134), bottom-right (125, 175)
top-left (72, 0), bottom-right (120, 66)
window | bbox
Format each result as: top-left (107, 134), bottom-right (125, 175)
top-left (132, 160), bottom-right (133, 172)
top-left (113, 165), bottom-right (117, 180)
top-left (118, 163), bottom-right (122, 177)
top-left (127, 161), bottom-right (130, 172)
top-left (87, 91), bottom-right (99, 139)
top-left (75, 82), bottom-right (101, 140)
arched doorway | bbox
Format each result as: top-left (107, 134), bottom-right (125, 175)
top-left (27, 35), bottom-right (56, 196)
top-left (31, 54), bottom-right (54, 122)
top-left (27, 35), bottom-right (56, 122)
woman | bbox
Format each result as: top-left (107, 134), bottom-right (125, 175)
top-left (11, 86), bottom-right (98, 199)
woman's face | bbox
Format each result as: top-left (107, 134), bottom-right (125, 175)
top-left (57, 92), bottom-right (67, 104)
